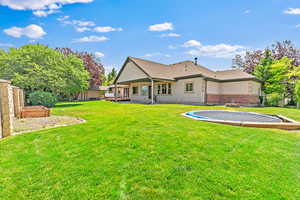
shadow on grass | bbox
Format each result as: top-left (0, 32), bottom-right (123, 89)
top-left (55, 104), bottom-right (83, 108)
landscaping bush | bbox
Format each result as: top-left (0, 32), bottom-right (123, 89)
top-left (266, 93), bottom-right (282, 107)
top-left (28, 91), bottom-right (58, 107)
top-left (295, 81), bottom-right (300, 108)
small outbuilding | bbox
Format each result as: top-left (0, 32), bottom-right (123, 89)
top-left (77, 86), bottom-right (109, 101)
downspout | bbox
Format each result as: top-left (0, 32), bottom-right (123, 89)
top-left (204, 79), bottom-right (208, 104)
top-left (151, 78), bottom-right (154, 104)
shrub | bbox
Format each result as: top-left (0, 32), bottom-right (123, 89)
top-left (28, 91), bottom-right (58, 107)
top-left (266, 93), bottom-right (282, 107)
top-left (295, 81), bottom-right (300, 108)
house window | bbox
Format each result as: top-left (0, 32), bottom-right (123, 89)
top-left (132, 86), bottom-right (138, 95)
top-left (185, 83), bottom-right (194, 92)
top-left (157, 83), bottom-right (171, 95)
top-left (141, 85), bottom-right (148, 96)
top-left (161, 84), bottom-right (167, 94)
top-left (157, 85), bottom-right (161, 94)
top-left (168, 83), bottom-right (172, 94)
top-left (124, 88), bottom-right (129, 97)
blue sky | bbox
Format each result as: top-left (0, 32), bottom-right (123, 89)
top-left (1, 0), bottom-right (300, 73)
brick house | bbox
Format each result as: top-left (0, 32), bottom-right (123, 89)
top-left (114, 57), bottom-right (262, 106)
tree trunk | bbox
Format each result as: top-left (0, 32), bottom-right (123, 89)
top-left (262, 96), bottom-right (266, 106)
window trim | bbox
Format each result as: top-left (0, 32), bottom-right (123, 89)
top-left (132, 86), bottom-right (139, 95)
top-left (156, 83), bottom-right (172, 96)
top-left (185, 82), bottom-right (194, 93)
top-left (167, 83), bottom-right (172, 95)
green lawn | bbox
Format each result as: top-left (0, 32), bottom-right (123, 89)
top-left (1, 101), bottom-right (300, 200)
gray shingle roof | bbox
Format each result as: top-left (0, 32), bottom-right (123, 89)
top-left (128, 57), bottom-right (257, 81)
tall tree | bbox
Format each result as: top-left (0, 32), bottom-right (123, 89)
top-left (232, 41), bottom-right (300, 74)
top-left (271, 40), bottom-right (300, 66)
top-left (103, 68), bottom-right (118, 86)
top-left (254, 53), bottom-right (293, 106)
top-left (265, 57), bottom-right (291, 95)
top-left (253, 50), bottom-right (273, 105)
top-left (232, 50), bottom-right (264, 74)
top-left (295, 81), bottom-right (300, 108)
top-left (56, 48), bottom-right (105, 89)
top-left (0, 44), bottom-right (89, 99)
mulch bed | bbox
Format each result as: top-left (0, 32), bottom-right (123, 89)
top-left (13, 116), bottom-right (85, 135)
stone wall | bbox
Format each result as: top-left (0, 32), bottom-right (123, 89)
top-left (0, 80), bottom-right (24, 138)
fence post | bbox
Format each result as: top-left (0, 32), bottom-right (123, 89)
top-left (12, 87), bottom-right (21, 118)
top-left (0, 80), bottom-right (14, 138)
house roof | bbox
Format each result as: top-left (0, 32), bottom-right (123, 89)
top-left (99, 86), bottom-right (109, 90)
top-left (129, 57), bottom-right (174, 80)
top-left (108, 84), bottom-right (129, 88)
top-left (116, 56), bottom-right (259, 83)
top-left (215, 69), bottom-right (255, 80)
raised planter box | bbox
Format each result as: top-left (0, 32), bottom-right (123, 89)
top-left (20, 106), bottom-right (50, 118)
top-left (105, 97), bottom-right (130, 101)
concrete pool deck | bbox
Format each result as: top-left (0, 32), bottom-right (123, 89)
top-left (183, 110), bottom-right (300, 130)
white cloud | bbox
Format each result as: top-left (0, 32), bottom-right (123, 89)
top-left (75, 27), bottom-right (91, 32)
top-left (48, 3), bottom-right (61, 10)
top-left (57, 15), bottom-right (69, 21)
top-left (95, 52), bottom-right (104, 58)
top-left (73, 35), bottom-right (108, 43)
top-left (57, 16), bottom-right (123, 34)
top-left (104, 65), bottom-right (114, 74)
top-left (244, 9), bottom-right (251, 14)
top-left (148, 22), bottom-right (174, 32)
top-left (64, 19), bottom-right (95, 27)
top-left (144, 52), bottom-right (162, 57)
top-left (183, 40), bottom-right (247, 59)
top-left (296, 24), bottom-right (300, 28)
top-left (284, 8), bottom-right (300, 15)
top-left (57, 16), bottom-right (99, 32)
top-left (0, 0), bottom-right (93, 16)
top-left (0, 0), bottom-right (92, 10)
top-left (182, 40), bottom-right (201, 47)
top-left (94, 26), bottom-right (123, 33)
top-left (160, 33), bottom-right (181, 37)
top-left (33, 9), bottom-right (58, 17)
top-left (168, 45), bottom-right (177, 49)
top-left (0, 43), bottom-right (14, 47)
top-left (4, 24), bottom-right (46, 39)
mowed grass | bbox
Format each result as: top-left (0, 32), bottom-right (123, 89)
top-left (1, 101), bottom-right (300, 200)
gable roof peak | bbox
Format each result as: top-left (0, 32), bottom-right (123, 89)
top-left (128, 56), bottom-right (168, 66)
top-left (170, 60), bottom-right (194, 66)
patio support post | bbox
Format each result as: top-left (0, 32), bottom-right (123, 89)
top-left (114, 84), bottom-right (117, 102)
top-left (151, 79), bottom-right (154, 104)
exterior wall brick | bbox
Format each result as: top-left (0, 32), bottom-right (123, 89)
top-left (206, 94), bottom-right (221, 104)
top-left (207, 94), bottom-right (260, 106)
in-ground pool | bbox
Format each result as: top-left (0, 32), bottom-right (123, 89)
top-left (183, 110), bottom-right (300, 130)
